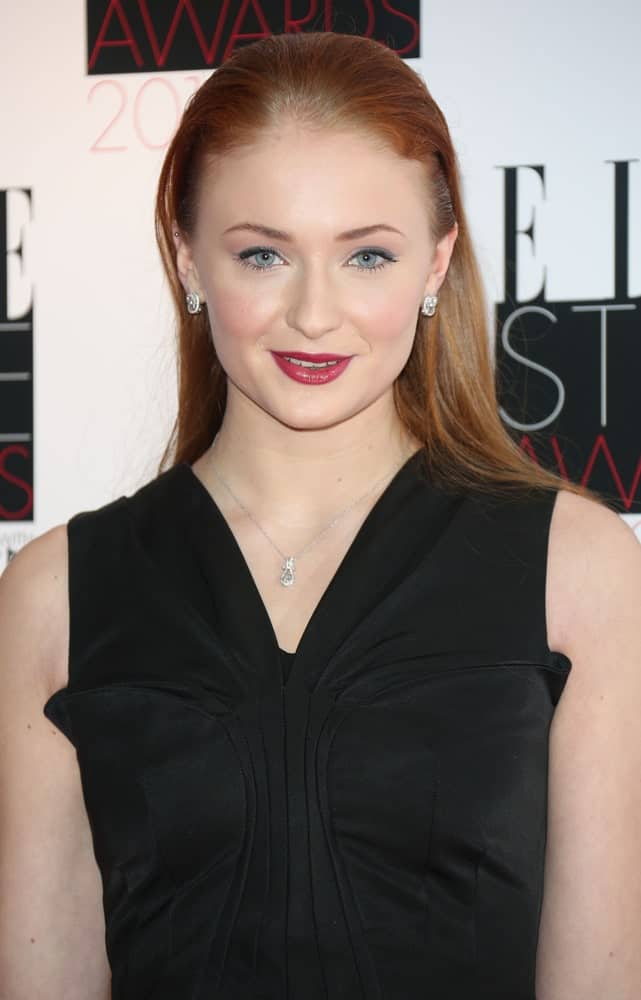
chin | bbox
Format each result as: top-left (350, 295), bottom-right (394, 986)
top-left (275, 404), bottom-right (364, 434)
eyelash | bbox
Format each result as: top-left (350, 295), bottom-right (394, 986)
top-left (234, 246), bottom-right (398, 274)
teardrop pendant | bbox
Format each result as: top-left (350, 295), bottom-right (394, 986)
top-left (280, 556), bottom-right (296, 587)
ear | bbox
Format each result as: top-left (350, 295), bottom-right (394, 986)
top-left (423, 222), bottom-right (458, 297)
top-left (172, 221), bottom-right (206, 300)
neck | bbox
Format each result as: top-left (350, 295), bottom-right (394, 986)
top-left (199, 394), bottom-right (421, 529)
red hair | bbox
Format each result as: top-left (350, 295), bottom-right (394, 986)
top-left (155, 31), bottom-right (603, 502)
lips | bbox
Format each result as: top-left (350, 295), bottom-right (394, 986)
top-left (272, 351), bottom-right (350, 362)
top-left (270, 350), bottom-right (353, 385)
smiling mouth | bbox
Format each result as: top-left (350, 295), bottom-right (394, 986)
top-left (271, 351), bottom-right (353, 384)
top-left (273, 351), bottom-right (350, 369)
top-left (281, 356), bottom-right (341, 369)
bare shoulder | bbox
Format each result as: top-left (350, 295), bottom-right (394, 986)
top-left (546, 488), bottom-right (641, 655)
top-left (0, 523), bottom-right (70, 695)
top-left (0, 525), bottom-right (112, 996)
top-left (1, 521), bottom-right (68, 593)
top-left (537, 490), bottom-right (641, 995)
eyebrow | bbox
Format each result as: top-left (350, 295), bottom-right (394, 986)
top-left (222, 222), bottom-right (406, 241)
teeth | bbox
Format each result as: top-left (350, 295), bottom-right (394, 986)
top-left (283, 356), bottom-right (341, 368)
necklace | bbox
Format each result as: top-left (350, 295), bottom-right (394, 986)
top-left (208, 452), bottom-right (410, 587)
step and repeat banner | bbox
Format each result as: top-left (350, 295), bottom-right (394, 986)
top-left (1, 1), bottom-right (640, 566)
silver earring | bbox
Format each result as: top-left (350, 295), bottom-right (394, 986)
top-left (186, 291), bottom-right (202, 314)
top-left (421, 294), bottom-right (438, 317)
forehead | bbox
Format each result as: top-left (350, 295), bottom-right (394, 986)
top-left (195, 124), bottom-right (431, 237)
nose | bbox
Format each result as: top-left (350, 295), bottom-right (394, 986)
top-left (286, 262), bottom-right (342, 340)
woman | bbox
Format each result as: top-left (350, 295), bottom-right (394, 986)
top-left (1, 30), bottom-right (640, 1000)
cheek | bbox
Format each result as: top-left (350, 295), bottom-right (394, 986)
top-left (359, 298), bottom-right (419, 353)
top-left (206, 286), bottom-right (273, 353)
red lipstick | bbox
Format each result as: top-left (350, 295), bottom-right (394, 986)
top-left (270, 350), bottom-right (353, 385)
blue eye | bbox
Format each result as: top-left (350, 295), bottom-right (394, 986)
top-left (235, 246), bottom-right (397, 273)
top-left (348, 249), bottom-right (396, 272)
top-left (237, 247), bottom-right (284, 271)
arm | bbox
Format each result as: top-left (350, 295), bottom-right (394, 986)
top-left (536, 491), bottom-right (641, 999)
top-left (0, 527), bottom-right (111, 1000)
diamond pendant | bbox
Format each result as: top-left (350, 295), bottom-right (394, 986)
top-left (280, 556), bottom-right (295, 587)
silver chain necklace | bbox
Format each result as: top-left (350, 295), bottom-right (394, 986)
top-left (208, 453), bottom-right (407, 587)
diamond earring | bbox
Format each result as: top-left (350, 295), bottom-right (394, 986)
top-left (421, 294), bottom-right (438, 317)
top-left (186, 291), bottom-right (203, 315)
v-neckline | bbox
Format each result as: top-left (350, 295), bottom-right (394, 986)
top-left (175, 448), bottom-right (430, 692)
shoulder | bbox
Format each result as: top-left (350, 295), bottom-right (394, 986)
top-left (0, 523), bottom-right (69, 604)
top-left (536, 489), bottom-right (641, 992)
top-left (0, 527), bottom-right (112, 994)
top-left (546, 487), bottom-right (641, 655)
top-left (0, 525), bottom-right (70, 695)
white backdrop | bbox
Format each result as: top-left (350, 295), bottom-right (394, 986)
top-left (1, 0), bottom-right (640, 565)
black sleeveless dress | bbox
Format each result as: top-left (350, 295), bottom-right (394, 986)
top-left (43, 449), bottom-right (571, 999)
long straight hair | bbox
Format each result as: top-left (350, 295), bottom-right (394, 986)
top-left (155, 31), bottom-right (603, 503)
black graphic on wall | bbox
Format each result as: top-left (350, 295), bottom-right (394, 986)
top-left (86, 0), bottom-right (421, 75)
top-left (0, 189), bottom-right (33, 521)
top-left (495, 160), bottom-right (640, 513)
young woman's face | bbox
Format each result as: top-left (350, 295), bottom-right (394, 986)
top-left (177, 123), bottom-right (456, 433)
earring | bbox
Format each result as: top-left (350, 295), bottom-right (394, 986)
top-left (186, 291), bottom-right (203, 314)
top-left (421, 294), bottom-right (438, 317)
